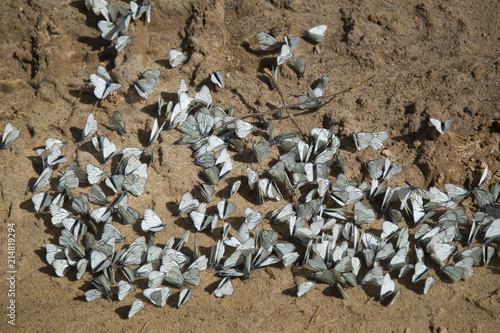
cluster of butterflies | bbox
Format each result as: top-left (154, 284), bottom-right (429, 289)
top-left (85, 0), bottom-right (151, 52)
top-left (256, 24), bottom-right (327, 79)
top-left (89, 62), bottom-right (225, 103)
top-left (35, 13), bottom-right (500, 319)
top-left (89, 65), bottom-right (161, 100)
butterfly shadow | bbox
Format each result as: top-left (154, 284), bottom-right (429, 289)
top-left (77, 140), bottom-right (101, 160)
top-left (215, 175), bottom-right (244, 199)
top-left (230, 89), bottom-right (256, 114)
top-left (114, 293), bottom-right (147, 318)
top-left (159, 91), bottom-right (178, 105)
top-left (136, 128), bottom-right (151, 147)
top-left (360, 284), bottom-right (380, 300)
top-left (165, 199), bottom-right (181, 216)
top-left (77, 36), bottom-right (109, 53)
top-left (191, 76), bottom-right (214, 91)
top-left (232, 147), bottom-right (259, 165)
top-left (138, 101), bottom-right (160, 118)
top-left (166, 291), bottom-right (180, 309)
top-left (27, 153), bottom-right (46, 173)
top-left (69, 1), bottom-right (100, 25)
top-left (241, 41), bottom-right (269, 56)
top-left (69, 88), bottom-right (99, 105)
top-left (322, 285), bottom-right (351, 299)
top-left (338, 135), bottom-right (359, 154)
top-left (154, 59), bottom-right (171, 69)
top-left (282, 285), bottom-right (298, 297)
top-left (115, 305), bottom-right (132, 319)
top-left (124, 85), bottom-right (146, 104)
top-left (130, 216), bottom-right (147, 236)
top-left (203, 279), bottom-right (222, 295)
top-left (267, 221), bottom-right (290, 238)
top-left (19, 197), bottom-right (37, 215)
top-left (172, 216), bottom-right (193, 232)
top-left (393, 270), bottom-right (427, 295)
top-left (35, 247), bottom-right (54, 275)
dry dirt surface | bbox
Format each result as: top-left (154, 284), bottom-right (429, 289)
top-left (1, 0), bottom-right (500, 332)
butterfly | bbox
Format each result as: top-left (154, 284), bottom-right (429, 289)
top-left (115, 35), bottom-right (132, 52)
top-left (353, 131), bottom-right (389, 150)
top-left (291, 56), bottom-right (306, 78)
top-left (305, 25), bottom-right (327, 42)
top-left (277, 44), bottom-right (293, 66)
top-left (142, 208), bottom-right (166, 232)
top-left (214, 277), bottom-right (234, 297)
top-left (210, 70), bottom-right (226, 88)
top-left (128, 299), bottom-right (145, 318)
top-left (170, 49), bottom-right (187, 67)
top-left (81, 113), bottom-right (97, 141)
top-left (430, 117), bottom-right (454, 135)
top-left (89, 65), bottom-right (122, 99)
top-left (1, 122), bottom-right (19, 149)
top-left (256, 32), bottom-right (281, 51)
top-left (134, 69), bottom-right (160, 99)
top-left (380, 273), bottom-right (401, 305)
top-left (143, 287), bottom-right (172, 307)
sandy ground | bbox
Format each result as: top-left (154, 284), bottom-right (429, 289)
top-left (1, 0), bottom-right (500, 332)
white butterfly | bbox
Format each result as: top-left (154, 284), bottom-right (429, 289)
top-left (1, 122), bottom-right (19, 149)
top-left (277, 44), bottom-right (293, 66)
top-left (194, 85), bottom-right (213, 109)
top-left (142, 208), bottom-right (166, 232)
top-left (293, 56), bottom-right (306, 78)
top-left (444, 183), bottom-right (470, 201)
top-left (149, 118), bottom-right (166, 146)
top-left (32, 191), bottom-right (51, 212)
top-left (177, 192), bottom-right (199, 215)
top-left (423, 276), bottom-right (434, 294)
top-left (128, 299), bottom-right (145, 318)
top-left (361, 266), bottom-right (384, 286)
top-left (169, 49), bottom-right (187, 67)
top-left (305, 25), bottom-right (327, 42)
top-left (256, 32), bottom-right (281, 51)
top-left (85, 0), bottom-right (108, 16)
top-left (210, 70), bottom-right (226, 88)
top-left (284, 36), bottom-right (301, 51)
top-left (244, 208), bottom-right (262, 229)
top-left (234, 119), bottom-right (255, 138)
top-left (134, 69), bottom-right (160, 99)
top-left (115, 35), bottom-right (132, 52)
top-left (217, 200), bottom-right (236, 220)
top-left (90, 206), bottom-right (112, 223)
top-left (380, 273), bottom-right (401, 305)
top-left (89, 65), bottom-right (122, 99)
top-left (81, 113), bottom-right (97, 141)
top-left (92, 136), bottom-right (122, 163)
top-left (97, 20), bottom-right (119, 40)
top-left (143, 287), bottom-right (172, 307)
top-left (178, 288), bottom-right (193, 308)
top-left (117, 280), bottom-right (132, 301)
top-left (353, 131), bottom-right (389, 150)
top-left (86, 164), bottom-right (105, 184)
top-left (214, 277), bottom-right (234, 297)
top-left (430, 117), bottom-right (454, 135)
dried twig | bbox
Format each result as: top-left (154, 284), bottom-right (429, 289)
top-left (306, 305), bottom-right (321, 329)
top-left (213, 75), bottom-right (374, 136)
top-left (465, 47), bottom-right (478, 61)
top-left (264, 68), bottom-right (306, 138)
top-left (291, 262), bottom-right (299, 287)
top-left (311, 318), bottom-right (338, 328)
